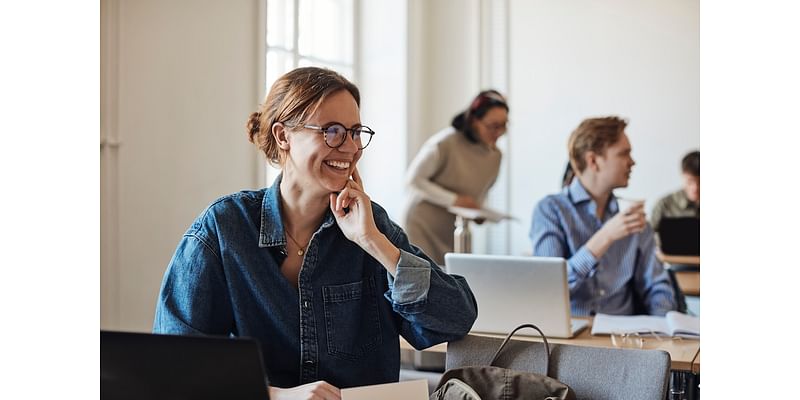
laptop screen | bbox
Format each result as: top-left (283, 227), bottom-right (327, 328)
top-left (444, 253), bottom-right (584, 338)
top-left (101, 331), bottom-right (270, 400)
top-left (657, 217), bottom-right (700, 256)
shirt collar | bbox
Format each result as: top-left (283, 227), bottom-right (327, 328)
top-left (259, 174), bottom-right (287, 248)
top-left (567, 177), bottom-right (620, 218)
top-left (258, 173), bottom-right (337, 248)
top-left (567, 177), bottom-right (592, 205)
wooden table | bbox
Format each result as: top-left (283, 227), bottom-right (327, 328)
top-left (400, 319), bottom-right (700, 372)
top-left (658, 252), bottom-right (700, 296)
top-left (674, 271), bottom-right (700, 296)
top-left (692, 351), bottom-right (700, 374)
top-left (657, 253), bottom-right (700, 266)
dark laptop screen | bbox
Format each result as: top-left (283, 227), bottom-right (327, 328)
top-left (101, 331), bottom-right (269, 400)
top-left (657, 217), bottom-right (700, 256)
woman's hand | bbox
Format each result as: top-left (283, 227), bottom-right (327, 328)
top-left (453, 194), bottom-right (480, 209)
top-left (269, 381), bottom-right (341, 400)
top-left (330, 167), bottom-right (379, 247)
top-left (330, 168), bottom-right (400, 273)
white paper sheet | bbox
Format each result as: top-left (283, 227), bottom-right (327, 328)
top-left (341, 379), bottom-right (429, 400)
top-left (447, 206), bottom-right (515, 223)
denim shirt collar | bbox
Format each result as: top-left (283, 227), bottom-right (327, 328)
top-left (567, 177), bottom-right (619, 220)
top-left (258, 173), bottom-right (336, 248)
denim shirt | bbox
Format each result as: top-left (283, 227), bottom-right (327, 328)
top-left (529, 178), bottom-right (676, 316)
top-left (153, 176), bottom-right (477, 388)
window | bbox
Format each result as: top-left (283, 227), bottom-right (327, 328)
top-left (265, 0), bottom-right (357, 183)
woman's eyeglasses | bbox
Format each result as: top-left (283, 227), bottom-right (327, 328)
top-left (302, 123), bottom-right (375, 150)
top-left (478, 119), bottom-right (509, 133)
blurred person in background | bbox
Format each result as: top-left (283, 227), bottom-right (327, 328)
top-left (650, 150), bottom-right (700, 233)
top-left (403, 90), bottom-right (509, 265)
top-left (530, 116), bottom-right (676, 316)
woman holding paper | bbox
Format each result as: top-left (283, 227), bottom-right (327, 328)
top-left (403, 90), bottom-right (509, 265)
top-left (153, 67), bottom-right (477, 400)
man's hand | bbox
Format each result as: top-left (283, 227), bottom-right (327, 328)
top-left (586, 203), bottom-right (647, 259)
top-left (599, 203), bottom-right (647, 242)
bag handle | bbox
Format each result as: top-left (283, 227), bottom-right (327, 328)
top-left (488, 323), bottom-right (552, 377)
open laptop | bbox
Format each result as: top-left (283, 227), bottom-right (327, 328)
top-left (657, 217), bottom-right (700, 256)
top-left (445, 253), bottom-right (588, 339)
top-left (101, 331), bottom-right (270, 400)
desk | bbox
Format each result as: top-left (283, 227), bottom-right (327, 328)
top-left (658, 252), bottom-right (700, 296)
top-left (674, 271), bottom-right (700, 296)
top-left (400, 319), bottom-right (700, 372)
top-left (692, 351), bottom-right (700, 374)
top-left (657, 253), bottom-right (700, 266)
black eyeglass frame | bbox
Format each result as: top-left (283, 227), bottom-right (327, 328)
top-left (301, 123), bottom-right (375, 150)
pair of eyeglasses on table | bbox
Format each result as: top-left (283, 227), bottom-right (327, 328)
top-left (609, 331), bottom-right (683, 349)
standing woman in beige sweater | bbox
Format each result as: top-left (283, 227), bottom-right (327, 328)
top-left (403, 90), bottom-right (509, 265)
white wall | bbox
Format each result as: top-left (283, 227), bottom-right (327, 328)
top-left (101, 0), bottom-right (263, 332)
top-left (506, 0), bottom-right (699, 256)
top-left (407, 0), bottom-right (481, 162)
top-left (356, 1), bottom-right (408, 220)
top-left (359, 0), bottom-right (483, 223)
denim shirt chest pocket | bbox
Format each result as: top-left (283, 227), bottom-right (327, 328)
top-left (322, 276), bottom-right (382, 360)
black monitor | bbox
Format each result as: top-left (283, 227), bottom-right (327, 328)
top-left (657, 217), bottom-right (700, 256)
top-left (101, 331), bottom-right (269, 400)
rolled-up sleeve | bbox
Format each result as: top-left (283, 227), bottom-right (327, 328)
top-left (385, 250), bottom-right (432, 312)
top-left (380, 217), bottom-right (478, 349)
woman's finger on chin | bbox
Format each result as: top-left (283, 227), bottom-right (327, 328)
top-left (329, 193), bottom-right (344, 216)
top-left (336, 188), bottom-right (352, 211)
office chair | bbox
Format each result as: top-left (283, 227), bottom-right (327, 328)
top-left (446, 334), bottom-right (671, 400)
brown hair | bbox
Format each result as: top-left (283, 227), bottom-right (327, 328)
top-left (246, 67), bottom-right (360, 165)
top-left (451, 90), bottom-right (509, 143)
top-left (681, 150), bottom-right (700, 176)
top-left (567, 116), bottom-right (628, 173)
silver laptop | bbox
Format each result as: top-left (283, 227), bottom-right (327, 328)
top-left (445, 253), bottom-right (589, 339)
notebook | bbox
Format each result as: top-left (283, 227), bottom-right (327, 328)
top-left (101, 330), bottom-right (270, 400)
top-left (591, 311), bottom-right (700, 339)
top-left (444, 253), bottom-right (589, 339)
top-left (657, 217), bottom-right (700, 256)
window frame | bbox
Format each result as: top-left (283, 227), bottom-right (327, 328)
top-left (264, 0), bottom-right (359, 184)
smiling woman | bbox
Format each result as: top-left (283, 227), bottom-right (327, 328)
top-left (152, 67), bottom-right (478, 400)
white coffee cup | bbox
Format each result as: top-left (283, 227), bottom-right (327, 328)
top-left (616, 197), bottom-right (645, 215)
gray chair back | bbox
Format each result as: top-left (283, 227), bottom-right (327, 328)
top-left (446, 335), bottom-right (671, 400)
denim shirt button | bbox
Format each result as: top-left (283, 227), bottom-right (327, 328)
top-left (303, 300), bottom-right (309, 308)
top-left (304, 360), bottom-right (314, 365)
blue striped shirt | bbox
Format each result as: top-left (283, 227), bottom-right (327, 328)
top-left (529, 178), bottom-right (677, 316)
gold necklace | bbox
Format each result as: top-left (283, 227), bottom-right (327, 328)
top-left (284, 230), bottom-right (309, 257)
